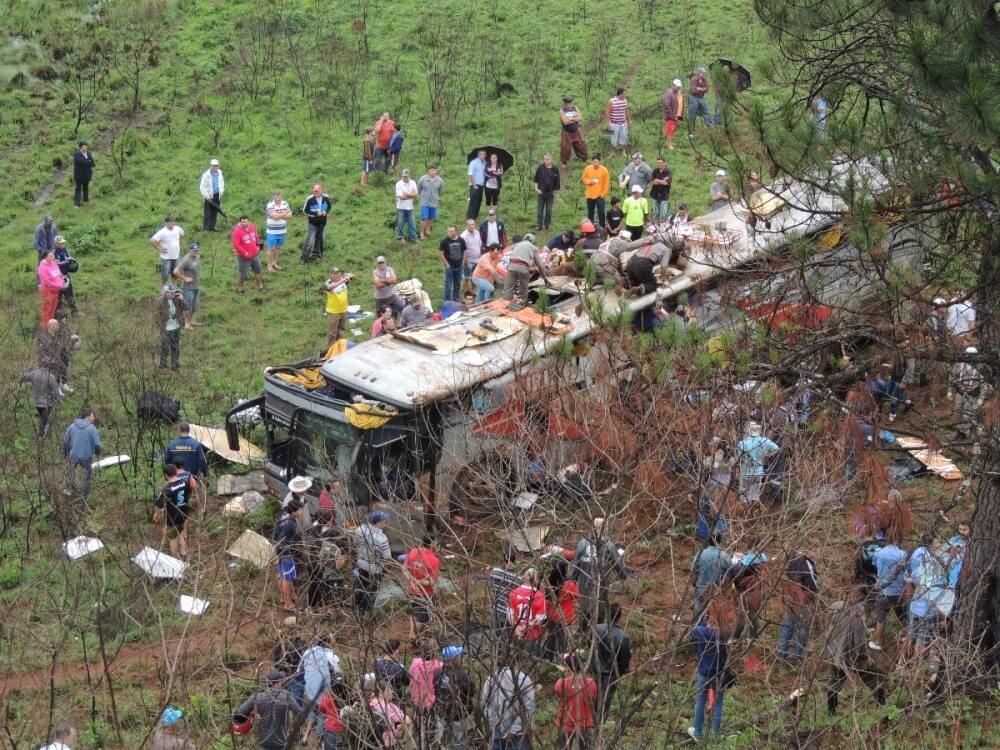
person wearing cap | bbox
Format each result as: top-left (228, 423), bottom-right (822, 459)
top-left (581, 154), bottom-right (610, 227)
top-left (946, 289), bottom-right (976, 342)
top-left (649, 156), bottom-right (673, 221)
top-left (605, 87), bottom-right (631, 158)
top-left (504, 234), bottom-right (549, 302)
top-left (949, 346), bottom-right (989, 438)
top-left (621, 184), bottom-right (650, 239)
top-left (439, 225), bottom-right (468, 303)
top-left (709, 169), bottom-right (730, 211)
top-left (38, 724), bottom-right (77, 750)
top-left (172, 242), bottom-right (203, 329)
top-left (37, 251), bottom-right (67, 328)
top-left (436, 645), bottom-right (476, 750)
top-left (33, 215), bottom-right (59, 258)
top-left (274, 497), bottom-right (305, 609)
top-left (150, 216), bottom-right (186, 284)
top-left (353, 511), bottom-right (392, 613)
top-left (265, 190), bottom-right (293, 272)
top-left (479, 208), bottom-right (508, 249)
top-left (467, 148), bottom-right (487, 220)
top-left (736, 422), bottom-right (778, 505)
top-left (151, 707), bottom-right (195, 750)
top-left (559, 95), bottom-right (588, 167)
top-left (400, 293), bottom-right (430, 328)
top-left (73, 141), bottom-right (95, 207)
top-left (199, 158), bottom-right (225, 231)
top-left (302, 183), bottom-right (332, 262)
top-left (154, 284), bottom-right (187, 371)
top-left (619, 152), bottom-right (652, 196)
top-left (233, 671), bottom-right (304, 750)
top-left (284, 475), bottom-right (314, 528)
top-left (372, 256), bottom-right (404, 316)
top-left (321, 267), bottom-right (354, 344)
top-left (52, 235), bottom-right (78, 317)
top-left (472, 245), bottom-right (507, 303)
top-left (688, 66), bottom-right (714, 132)
top-left (395, 169), bottom-right (419, 242)
top-left (532, 153), bottom-right (561, 231)
top-left (662, 79), bottom-right (684, 150)
top-left (164, 422), bottom-right (209, 511)
top-left (230, 216), bottom-right (266, 296)
top-left (417, 165), bottom-right (444, 240)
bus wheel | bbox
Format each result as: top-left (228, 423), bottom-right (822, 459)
top-left (449, 455), bottom-right (516, 521)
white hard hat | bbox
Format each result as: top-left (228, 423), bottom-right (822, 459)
top-left (672, 79), bottom-right (682, 87)
top-left (966, 346), bottom-right (978, 354)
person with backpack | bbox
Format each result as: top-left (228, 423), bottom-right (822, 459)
top-left (482, 664), bottom-right (534, 750)
top-left (553, 652), bottom-right (597, 749)
top-left (778, 553), bottom-right (819, 660)
top-left (592, 603), bottom-right (631, 725)
top-left (274, 499), bottom-right (305, 610)
top-left (435, 646), bottom-right (476, 750)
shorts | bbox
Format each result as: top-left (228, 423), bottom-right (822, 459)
top-left (609, 122), bottom-right (629, 146)
top-left (266, 233), bottom-right (286, 249)
top-left (875, 594), bottom-right (903, 625)
top-left (182, 288), bottom-right (199, 313)
top-left (277, 557), bottom-right (298, 582)
top-left (664, 119), bottom-right (678, 136)
top-left (237, 255), bottom-right (262, 280)
top-left (362, 159), bottom-right (373, 173)
top-left (420, 206), bottom-right (437, 221)
top-left (165, 508), bottom-right (189, 536)
top-left (909, 612), bottom-right (938, 645)
top-left (409, 598), bottom-right (431, 624)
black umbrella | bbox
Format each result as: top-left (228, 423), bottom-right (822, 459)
top-left (467, 146), bottom-right (514, 171)
top-left (712, 59), bottom-right (752, 92)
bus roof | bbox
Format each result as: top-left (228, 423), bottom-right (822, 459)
top-left (319, 177), bottom-right (844, 409)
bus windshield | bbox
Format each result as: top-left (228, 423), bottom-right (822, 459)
top-left (292, 411), bottom-right (357, 484)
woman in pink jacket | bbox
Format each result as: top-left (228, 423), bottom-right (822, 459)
top-left (37, 251), bottom-right (66, 325)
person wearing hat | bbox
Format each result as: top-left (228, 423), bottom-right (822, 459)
top-left (321, 267), bottom-right (354, 344)
top-left (435, 645), bottom-right (476, 749)
top-left (372, 256), bottom-right (404, 316)
top-left (736, 422), bottom-right (778, 505)
top-left (150, 216), bottom-right (186, 284)
top-left (649, 156), bottom-right (673, 221)
top-left (151, 707), bottom-right (195, 750)
top-left (949, 346), bottom-right (989, 439)
top-left (199, 158), bottom-right (225, 231)
top-left (154, 284), bottom-right (187, 371)
top-left (621, 184), bottom-right (650, 239)
top-left (478, 208), bottom-right (508, 249)
top-left (302, 183), bottom-right (332, 262)
top-left (688, 66), bottom-right (714, 132)
top-left (52, 235), bottom-right (78, 317)
top-left (172, 242), bottom-right (203, 329)
top-left (559, 95), bottom-right (588, 168)
top-left (33, 214), bottom-right (59, 259)
top-left (504, 234), bottom-right (550, 302)
top-left (394, 169), bottom-right (420, 243)
top-left (73, 141), bottom-right (95, 207)
top-left (710, 169), bottom-right (730, 212)
top-left (274, 497), bottom-right (305, 609)
top-left (400, 292), bottom-right (430, 328)
top-left (619, 152), bottom-right (652, 196)
top-left (353, 511), bottom-right (392, 613)
top-left (582, 154), bottom-right (610, 227)
top-left (662, 79), bottom-right (684, 150)
top-left (284, 474), bottom-right (314, 529)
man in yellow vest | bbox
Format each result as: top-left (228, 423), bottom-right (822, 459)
top-left (321, 267), bottom-right (354, 344)
top-left (622, 185), bottom-right (650, 239)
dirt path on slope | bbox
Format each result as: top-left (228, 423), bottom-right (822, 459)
top-left (581, 55), bottom-right (646, 138)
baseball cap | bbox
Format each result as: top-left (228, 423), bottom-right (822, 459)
top-left (370, 510), bottom-right (389, 524)
top-left (402, 169), bottom-right (411, 177)
top-left (442, 645), bottom-right (464, 661)
top-left (631, 184), bottom-right (643, 193)
top-left (43, 214), bottom-right (53, 221)
top-left (161, 707), bottom-right (183, 727)
top-left (932, 297), bottom-right (947, 306)
top-left (162, 284), bottom-right (179, 294)
top-left (330, 267), bottom-right (342, 274)
top-left (716, 169), bottom-right (726, 177)
top-left (562, 95), bottom-right (574, 103)
top-left (188, 242), bottom-right (200, 251)
top-left (487, 208), bottom-right (496, 215)
top-left (619, 230), bottom-right (632, 240)
top-left (672, 78), bottom-right (682, 87)
top-left (54, 235), bottom-right (66, 245)
top-left (375, 256), bottom-right (386, 264)
top-left (210, 158), bottom-right (220, 166)
top-left (523, 233), bottom-right (535, 243)
top-left (966, 346), bottom-right (978, 354)
top-left (678, 203), bottom-right (688, 210)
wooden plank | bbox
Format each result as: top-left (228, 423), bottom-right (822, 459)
top-left (188, 423), bottom-right (265, 465)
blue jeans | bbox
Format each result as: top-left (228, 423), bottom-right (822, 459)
top-left (396, 209), bottom-right (417, 241)
top-left (778, 606), bottom-right (811, 658)
top-left (444, 267), bottom-right (463, 302)
top-left (491, 735), bottom-right (530, 750)
top-left (473, 276), bottom-right (495, 303)
top-left (688, 95), bottom-right (714, 130)
top-left (653, 199), bottom-right (670, 220)
top-left (693, 672), bottom-right (725, 739)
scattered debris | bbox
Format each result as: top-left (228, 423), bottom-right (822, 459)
top-left (63, 536), bottom-right (104, 560)
top-left (91, 454), bottom-right (130, 470)
top-left (216, 472), bottom-right (267, 496)
top-left (895, 436), bottom-right (963, 479)
top-left (227, 529), bottom-right (273, 569)
top-left (178, 595), bottom-right (210, 616)
top-left (223, 491), bottom-right (266, 516)
top-left (133, 547), bottom-right (187, 580)
top-left (188, 423), bottom-right (264, 465)
top-left (495, 525), bottom-right (550, 553)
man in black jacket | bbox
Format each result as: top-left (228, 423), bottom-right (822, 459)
top-left (73, 142), bottom-right (95, 207)
top-left (533, 153), bottom-right (561, 231)
top-left (592, 603), bottom-right (632, 724)
top-left (233, 671), bottom-right (304, 750)
top-left (302, 184), bottom-right (332, 262)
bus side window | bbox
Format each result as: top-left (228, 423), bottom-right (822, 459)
top-left (267, 423), bottom-right (292, 473)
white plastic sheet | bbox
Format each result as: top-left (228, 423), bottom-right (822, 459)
top-left (63, 536), bottom-right (104, 560)
top-left (133, 546), bottom-right (187, 580)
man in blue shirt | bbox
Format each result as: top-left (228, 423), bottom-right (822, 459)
top-left (869, 536), bottom-right (907, 651)
top-left (63, 407), bottom-right (101, 501)
top-left (906, 534), bottom-right (947, 657)
top-left (164, 422), bottom-right (209, 512)
top-left (736, 423), bottom-right (778, 504)
top-left (690, 533), bottom-right (732, 619)
top-left (466, 149), bottom-right (487, 221)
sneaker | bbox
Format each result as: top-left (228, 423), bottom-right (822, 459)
top-left (687, 726), bottom-right (700, 742)
top-left (868, 641), bottom-right (883, 651)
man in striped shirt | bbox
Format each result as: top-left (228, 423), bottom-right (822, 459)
top-left (605, 88), bottom-right (631, 158)
top-left (264, 191), bottom-right (292, 272)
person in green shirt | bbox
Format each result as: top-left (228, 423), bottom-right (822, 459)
top-left (622, 185), bottom-right (650, 239)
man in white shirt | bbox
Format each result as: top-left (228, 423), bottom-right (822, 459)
top-left (264, 190), bottom-right (292, 272)
top-left (395, 169), bottom-right (419, 243)
top-left (947, 291), bottom-right (976, 342)
top-left (39, 725), bottom-right (76, 750)
top-left (460, 218), bottom-right (483, 280)
top-left (150, 217), bottom-right (185, 283)
top-left (198, 158), bottom-right (225, 231)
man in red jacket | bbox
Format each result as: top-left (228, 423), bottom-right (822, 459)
top-left (230, 215), bottom-right (266, 295)
top-left (403, 536), bottom-right (441, 641)
top-left (508, 568), bottom-right (547, 651)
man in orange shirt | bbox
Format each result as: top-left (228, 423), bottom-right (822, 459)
top-left (581, 155), bottom-right (610, 227)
